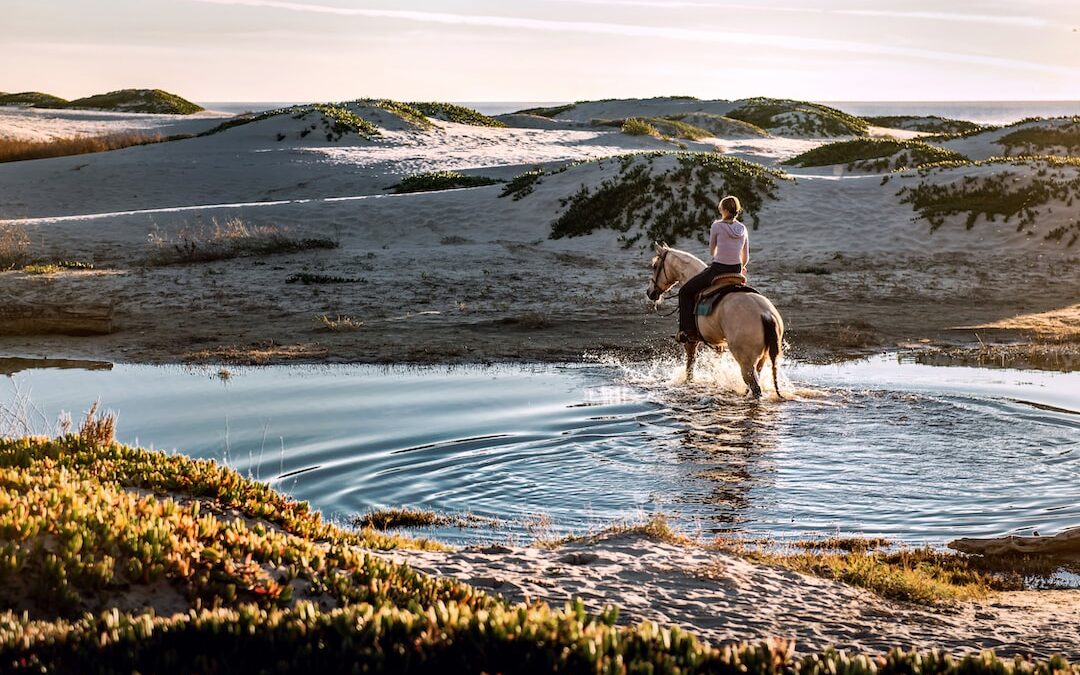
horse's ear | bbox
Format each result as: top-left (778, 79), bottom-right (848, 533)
top-left (653, 241), bottom-right (665, 252)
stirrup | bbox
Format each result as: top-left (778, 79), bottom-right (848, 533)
top-left (674, 330), bottom-right (697, 344)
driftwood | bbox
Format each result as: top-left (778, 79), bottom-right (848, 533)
top-left (0, 303), bottom-right (114, 336)
top-left (948, 526), bottom-right (1080, 556)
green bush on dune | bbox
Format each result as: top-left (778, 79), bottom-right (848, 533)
top-left (595, 117), bottom-right (713, 141)
top-left (522, 152), bottom-right (788, 246)
top-left (997, 117), bottom-right (1080, 155)
top-left (2, 435), bottom-right (1079, 673)
top-left (64, 89), bottom-right (204, 115)
top-left (727, 97), bottom-right (869, 137)
top-left (390, 170), bottom-right (500, 193)
top-left (784, 138), bottom-right (968, 171)
top-left (862, 115), bottom-right (987, 135)
top-left (0, 92), bottom-right (70, 108)
top-left (199, 103), bottom-right (381, 140)
top-left (408, 102), bottom-right (506, 127)
top-left (898, 156), bottom-right (1080, 245)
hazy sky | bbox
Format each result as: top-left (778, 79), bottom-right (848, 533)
top-left (4, 0), bottom-right (1079, 102)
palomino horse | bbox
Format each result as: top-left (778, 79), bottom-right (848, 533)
top-left (646, 242), bottom-right (784, 398)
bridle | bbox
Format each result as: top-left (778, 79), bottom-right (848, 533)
top-left (649, 249), bottom-right (680, 314)
top-left (650, 249), bottom-right (670, 296)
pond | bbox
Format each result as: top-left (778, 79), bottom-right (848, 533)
top-left (2, 353), bottom-right (1077, 546)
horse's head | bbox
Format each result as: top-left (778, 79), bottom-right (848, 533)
top-left (646, 241), bottom-right (675, 302)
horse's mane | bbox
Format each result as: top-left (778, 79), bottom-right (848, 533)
top-left (655, 245), bottom-right (706, 268)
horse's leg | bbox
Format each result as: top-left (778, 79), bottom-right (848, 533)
top-left (684, 341), bottom-right (699, 383)
top-left (735, 351), bottom-right (762, 398)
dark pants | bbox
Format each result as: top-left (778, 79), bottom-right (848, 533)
top-left (678, 263), bottom-right (742, 333)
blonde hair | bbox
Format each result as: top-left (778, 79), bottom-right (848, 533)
top-left (719, 195), bottom-right (742, 219)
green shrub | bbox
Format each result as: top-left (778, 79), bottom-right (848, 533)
top-left (199, 103), bottom-right (381, 140)
top-left (727, 97), bottom-right (868, 136)
top-left (542, 152), bottom-right (787, 246)
top-left (897, 157), bottom-right (1080, 245)
top-left (500, 167), bottom-right (546, 200)
top-left (65, 89), bottom-right (204, 115)
top-left (863, 115), bottom-right (986, 135)
top-left (408, 102), bottom-right (506, 127)
top-left (390, 171), bottom-right (499, 194)
top-left (784, 138), bottom-right (967, 171)
top-left (664, 113), bottom-right (770, 138)
top-left (997, 117), bottom-right (1080, 154)
top-left (621, 118), bottom-right (661, 137)
top-left (596, 117), bottom-right (712, 141)
top-left (513, 103), bottom-right (577, 118)
top-left (0, 91), bottom-right (69, 107)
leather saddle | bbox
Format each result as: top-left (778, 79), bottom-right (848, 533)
top-left (694, 275), bottom-right (759, 316)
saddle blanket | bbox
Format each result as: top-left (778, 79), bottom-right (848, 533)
top-left (695, 284), bottom-right (760, 316)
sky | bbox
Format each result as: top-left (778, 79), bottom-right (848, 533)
top-left (3, 0), bottom-right (1079, 102)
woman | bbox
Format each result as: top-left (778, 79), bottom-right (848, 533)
top-left (676, 195), bottom-right (749, 343)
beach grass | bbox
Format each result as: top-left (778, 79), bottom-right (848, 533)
top-left (0, 132), bottom-right (186, 163)
top-left (0, 224), bottom-right (31, 270)
top-left (147, 218), bottom-right (338, 265)
top-left (783, 138), bottom-right (968, 171)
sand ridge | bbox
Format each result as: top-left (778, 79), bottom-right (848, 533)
top-left (375, 531), bottom-right (1080, 658)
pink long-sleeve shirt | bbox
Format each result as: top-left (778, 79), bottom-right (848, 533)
top-left (709, 219), bottom-right (749, 266)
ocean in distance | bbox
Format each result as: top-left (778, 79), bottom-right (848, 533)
top-left (197, 100), bottom-right (1080, 126)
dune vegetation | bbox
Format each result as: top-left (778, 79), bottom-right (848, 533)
top-left (65, 89), bottom-right (205, 114)
top-left (505, 152), bottom-right (787, 246)
top-left (997, 117), bottom-right (1080, 155)
top-left (146, 218), bottom-right (339, 265)
top-left (0, 132), bottom-right (185, 163)
top-left (514, 103), bottom-right (578, 118)
top-left (862, 115), bottom-right (986, 135)
top-left (664, 112), bottom-right (770, 138)
top-left (390, 170), bottom-right (500, 194)
top-left (783, 138), bottom-right (968, 171)
top-left (408, 102), bottom-right (506, 127)
top-left (200, 103), bottom-right (382, 140)
top-left (594, 116), bottom-right (713, 141)
top-left (898, 157), bottom-right (1080, 245)
top-left (726, 97), bottom-right (869, 137)
top-left (0, 89), bottom-right (203, 114)
top-left (0, 92), bottom-right (70, 108)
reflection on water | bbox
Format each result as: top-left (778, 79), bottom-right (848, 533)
top-left (1, 353), bottom-right (1077, 546)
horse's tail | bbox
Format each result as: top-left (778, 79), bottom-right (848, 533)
top-left (761, 312), bottom-right (782, 399)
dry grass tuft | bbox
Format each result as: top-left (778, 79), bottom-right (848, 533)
top-left (0, 132), bottom-right (182, 163)
top-left (317, 314), bottom-right (364, 331)
top-left (148, 218), bottom-right (337, 265)
top-left (0, 223), bottom-right (31, 270)
top-left (77, 401), bottom-right (116, 447)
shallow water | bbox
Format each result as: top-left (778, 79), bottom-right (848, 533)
top-left (1, 353), bottom-right (1077, 546)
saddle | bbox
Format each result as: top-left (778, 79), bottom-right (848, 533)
top-left (694, 275), bottom-right (759, 316)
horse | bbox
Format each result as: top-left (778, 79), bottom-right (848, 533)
top-left (646, 242), bottom-right (784, 398)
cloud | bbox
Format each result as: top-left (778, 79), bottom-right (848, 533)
top-left (835, 10), bottom-right (1048, 28)
top-left (185, 0), bottom-right (1079, 76)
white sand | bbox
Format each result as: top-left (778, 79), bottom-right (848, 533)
top-left (0, 106), bottom-right (230, 142)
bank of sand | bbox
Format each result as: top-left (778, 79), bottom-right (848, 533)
top-left (1, 101), bottom-right (1079, 658)
top-left (374, 531), bottom-right (1080, 659)
top-left (0, 103), bottom-right (1077, 368)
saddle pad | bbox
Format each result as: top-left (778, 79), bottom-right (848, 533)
top-left (695, 284), bottom-right (760, 316)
